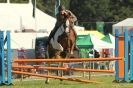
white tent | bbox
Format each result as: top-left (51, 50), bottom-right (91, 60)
top-left (0, 1), bottom-right (84, 33)
top-left (0, 14), bottom-right (21, 32)
top-left (112, 18), bottom-right (133, 35)
top-left (109, 33), bottom-right (115, 47)
top-left (4, 33), bottom-right (49, 49)
top-left (90, 34), bottom-right (114, 52)
top-left (0, 2), bottom-right (56, 33)
top-left (74, 25), bottom-right (85, 32)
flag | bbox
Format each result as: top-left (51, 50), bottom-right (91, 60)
top-left (32, 0), bottom-right (36, 18)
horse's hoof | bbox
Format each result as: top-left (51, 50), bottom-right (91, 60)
top-left (45, 79), bottom-right (49, 84)
top-left (70, 52), bottom-right (73, 55)
top-left (45, 81), bottom-right (49, 84)
top-left (60, 79), bottom-right (63, 84)
top-left (60, 79), bottom-right (63, 81)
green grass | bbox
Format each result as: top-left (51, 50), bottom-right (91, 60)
top-left (1, 76), bottom-right (133, 88)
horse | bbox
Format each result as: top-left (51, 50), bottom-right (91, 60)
top-left (46, 13), bottom-right (78, 59)
top-left (45, 13), bottom-right (78, 84)
top-left (58, 17), bottom-right (78, 56)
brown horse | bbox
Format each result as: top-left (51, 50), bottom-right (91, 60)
top-left (45, 13), bottom-right (78, 84)
top-left (58, 16), bottom-right (78, 57)
top-left (46, 14), bottom-right (78, 59)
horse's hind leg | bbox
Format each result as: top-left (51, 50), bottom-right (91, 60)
top-left (55, 62), bottom-right (63, 82)
top-left (45, 62), bottom-right (50, 84)
top-left (55, 51), bottom-right (64, 82)
top-left (45, 46), bottom-right (50, 84)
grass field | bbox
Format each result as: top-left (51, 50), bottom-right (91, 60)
top-left (1, 75), bottom-right (133, 88)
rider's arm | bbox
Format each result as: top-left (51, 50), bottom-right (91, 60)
top-left (65, 10), bottom-right (77, 22)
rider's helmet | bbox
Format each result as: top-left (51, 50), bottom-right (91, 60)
top-left (58, 5), bottom-right (65, 12)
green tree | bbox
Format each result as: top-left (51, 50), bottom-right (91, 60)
top-left (10, 0), bottom-right (28, 3)
top-left (36, 0), bottom-right (70, 17)
top-left (70, 0), bottom-right (133, 22)
top-left (70, 0), bottom-right (111, 22)
top-left (0, 0), bottom-right (6, 2)
top-left (110, 0), bottom-right (133, 21)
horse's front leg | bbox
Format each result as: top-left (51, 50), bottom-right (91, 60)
top-left (45, 47), bottom-right (50, 84)
top-left (70, 42), bottom-right (75, 55)
top-left (67, 39), bottom-right (71, 53)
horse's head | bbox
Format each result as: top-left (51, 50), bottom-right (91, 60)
top-left (62, 14), bottom-right (74, 34)
top-left (64, 19), bottom-right (70, 33)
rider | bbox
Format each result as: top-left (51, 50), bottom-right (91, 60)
top-left (46, 5), bottom-right (77, 46)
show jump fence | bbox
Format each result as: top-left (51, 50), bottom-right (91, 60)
top-left (1, 29), bottom-right (133, 85)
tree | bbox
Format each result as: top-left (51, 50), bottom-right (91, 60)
top-left (70, 0), bottom-right (133, 22)
top-left (70, 0), bottom-right (111, 22)
top-left (110, 0), bottom-right (133, 21)
top-left (10, 0), bottom-right (28, 3)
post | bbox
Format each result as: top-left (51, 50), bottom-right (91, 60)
top-left (115, 29), bottom-right (119, 81)
top-left (6, 31), bottom-right (12, 84)
top-left (0, 32), bottom-right (2, 84)
top-left (130, 30), bottom-right (133, 81)
top-left (0, 31), bottom-right (5, 84)
top-left (0, 31), bottom-right (12, 85)
top-left (124, 29), bottom-right (129, 81)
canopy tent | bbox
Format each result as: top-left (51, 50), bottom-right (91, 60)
top-left (76, 34), bottom-right (115, 57)
top-left (76, 35), bottom-right (93, 49)
top-left (112, 18), bottom-right (133, 35)
top-left (109, 33), bottom-right (115, 47)
top-left (4, 33), bottom-right (49, 49)
top-left (76, 34), bottom-right (115, 50)
top-left (90, 34), bottom-right (114, 51)
top-left (76, 35), bottom-right (93, 58)
top-left (0, 2), bottom-right (56, 33)
top-left (90, 34), bottom-right (115, 57)
top-left (77, 31), bottom-right (105, 39)
top-left (101, 34), bottom-right (112, 43)
top-left (0, 2), bottom-right (85, 33)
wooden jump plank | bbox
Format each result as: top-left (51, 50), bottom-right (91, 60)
top-left (14, 57), bottom-right (123, 63)
top-left (12, 65), bottom-right (115, 73)
top-left (12, 71), bottom-right (101, 83)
